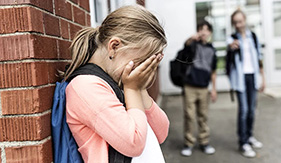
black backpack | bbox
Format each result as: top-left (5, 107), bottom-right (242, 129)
top-left (170, 42), bottom-right (196, 87)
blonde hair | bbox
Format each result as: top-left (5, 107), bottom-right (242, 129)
top-left (64, 5), bottom-right (167, 80)
top-left (231, 9), bottom-right (246, 25)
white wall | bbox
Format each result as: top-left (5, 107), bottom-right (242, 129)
top-left (146, 0), bottom-right (197, 94)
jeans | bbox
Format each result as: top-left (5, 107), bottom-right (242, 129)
top-left (236, 74), bottom-right (257, 146)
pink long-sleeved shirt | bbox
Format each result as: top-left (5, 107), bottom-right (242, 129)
top-left (65, 75), bottom-right (169, 163)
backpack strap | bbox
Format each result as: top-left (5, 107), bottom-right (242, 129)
top-left (68, 64), bottom-right (124, 104)
top-left (231, 33), bottom-right (242, 61)
top-left (67, 63), bottom-right (131, 163)
top-left (251, 31), bottom-right (263, 68)
top-left (251, 31), bottom-right (258, 50)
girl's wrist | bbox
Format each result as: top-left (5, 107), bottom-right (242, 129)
top-left (141, 89), bottom-right (153, 110)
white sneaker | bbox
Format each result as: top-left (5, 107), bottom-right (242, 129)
top-left (181, 146), bottom-right (192, 156)
top-left (249, 137), bottom-right (263, 149)
top-left (200, 144), bottom-right (216, 155)
top-left (240, 144), bottom-right (256, 158)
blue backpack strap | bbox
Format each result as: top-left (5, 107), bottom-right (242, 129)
top-left (51, 81), bottom-right (83, 163)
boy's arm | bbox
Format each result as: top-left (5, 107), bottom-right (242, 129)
top-left (211, 71), bottom-right (217, 102)
top-left (211, 51), bottom-right (217, 102)
top-left (185, 34), bottom-right (200, 46)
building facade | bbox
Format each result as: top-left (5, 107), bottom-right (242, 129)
top-left (146, 0), bottom-right (281, 94)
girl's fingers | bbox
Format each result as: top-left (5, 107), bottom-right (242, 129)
top-left (135, 55), bottom-right (156, 72)
top-left (144, 56), bottom-right (158, 72)
top-left (129, 53), bottom-right (163, 80)
top-left (122, 61), bottom-right (134, 78)
top-left (144, 54), bottom-right (162, 74)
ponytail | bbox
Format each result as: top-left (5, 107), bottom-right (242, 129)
top-left (64, 27), bottom-right (99, 81)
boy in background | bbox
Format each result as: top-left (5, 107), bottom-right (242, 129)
top-left (180, 21), bottom-right (217, 156)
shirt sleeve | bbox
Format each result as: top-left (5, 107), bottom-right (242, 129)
top-left (212, 52), bottom-right (217, 71)
top-left (66, 75), bottom-right (148, 157)
top-left (145, 101), bottom-right (169, 144)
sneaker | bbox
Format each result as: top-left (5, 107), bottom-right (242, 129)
top-left (200, 144), bottom-right (216, 155)
top-left (249, 137), bottom-right (263, 149)
top-left (240, 144), bottom-right (256, 158)
top-left (181, 145), bottom-right (192, 156)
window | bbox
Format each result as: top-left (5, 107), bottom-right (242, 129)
top-left (196, 1), bottom-right (226, 42)
top-left (90, 0), bottom-right (136, 27)
top-left (195, 0), bottom-right (262, 75)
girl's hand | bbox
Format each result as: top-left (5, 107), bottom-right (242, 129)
top-left (122, 53), bottom-right (163, 91)
top-left (229, 40), bottom-right (240, 50)
top-left (144, 54), bottom-right (163, 89)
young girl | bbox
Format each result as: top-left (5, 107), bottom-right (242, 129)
top-left (64, 5), bottom-right (169, 163)
top-left (227, 9), bottom-right (265, 158)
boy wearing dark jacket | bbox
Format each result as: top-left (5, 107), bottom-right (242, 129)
top-left (181, 21), bottom-right (217, 156)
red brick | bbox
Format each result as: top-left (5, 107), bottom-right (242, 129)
top-left (32, 34), bottom-right (58, 59)
top-left (0, 34), bottom-right (33, 61)
top-left (58, 40), bottom-right (71, 59)
top-left (0, 0), bottom-right (53, 13)
top-left (60, 19), bottom-right (70, 39)
top-left (5, 139), bottom-right (53, 162)
top-left (35, 62), bottom-right (68, 85)
top-left (86, 13), bottom-right (91, 26)
top-left (79, 0), bottom-right (90, 12)
top-left (1, 86), bottom-right (55, 115)
top-left (43, 13), bottom-right (60, 37)
top-left (55, 0), bottom-right (72, 20)
top-left (69, 23), bottom-right (82, 39)
top-left (0, 61), bottom-right (68, 88)
top-left (0, 7), bottom-right (43, 34)
top-left (48, 62), bottom-right (70, 82)
top-left (73, 5), bottom-right (86, 26)
top-left (0, 113), bottom-right (51, 141)
top-left (0, 34), bottom-right (58, 61)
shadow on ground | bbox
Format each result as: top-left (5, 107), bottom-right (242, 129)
top-left (160, 92), bottom-right (281, 163)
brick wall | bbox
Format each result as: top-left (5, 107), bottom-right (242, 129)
top-left (0, 0), bottom-right (90, 162)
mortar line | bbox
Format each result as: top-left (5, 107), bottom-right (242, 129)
top-left (1, 146), bottom-right (6, 163)
top-left (0, 31), bottom-right (71, 42)
top-left (0, 58), bottom-right (70, 64)
top-left (0, 109), bottom-right (51, 118)
top-left (0, 136), bottom-right (51, 147)
top-left (0, 83), bottom-right (56, 92)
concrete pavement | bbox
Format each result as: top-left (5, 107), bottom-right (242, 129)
top-left (160, 92), bottom-right (281, 163)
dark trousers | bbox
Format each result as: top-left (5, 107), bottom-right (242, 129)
top-left (236, 74), bottom-right (257, 146)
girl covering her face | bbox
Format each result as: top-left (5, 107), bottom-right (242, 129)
top-left (63, 5), bottom-right (169, 163)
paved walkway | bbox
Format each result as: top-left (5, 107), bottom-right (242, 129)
top-left (160, 92), bottom-right (281, 163)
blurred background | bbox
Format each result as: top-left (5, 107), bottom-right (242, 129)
top-left (89, 1), bottom-right (281, 162)
top-left (89, 0), bottom-right (281, 96)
